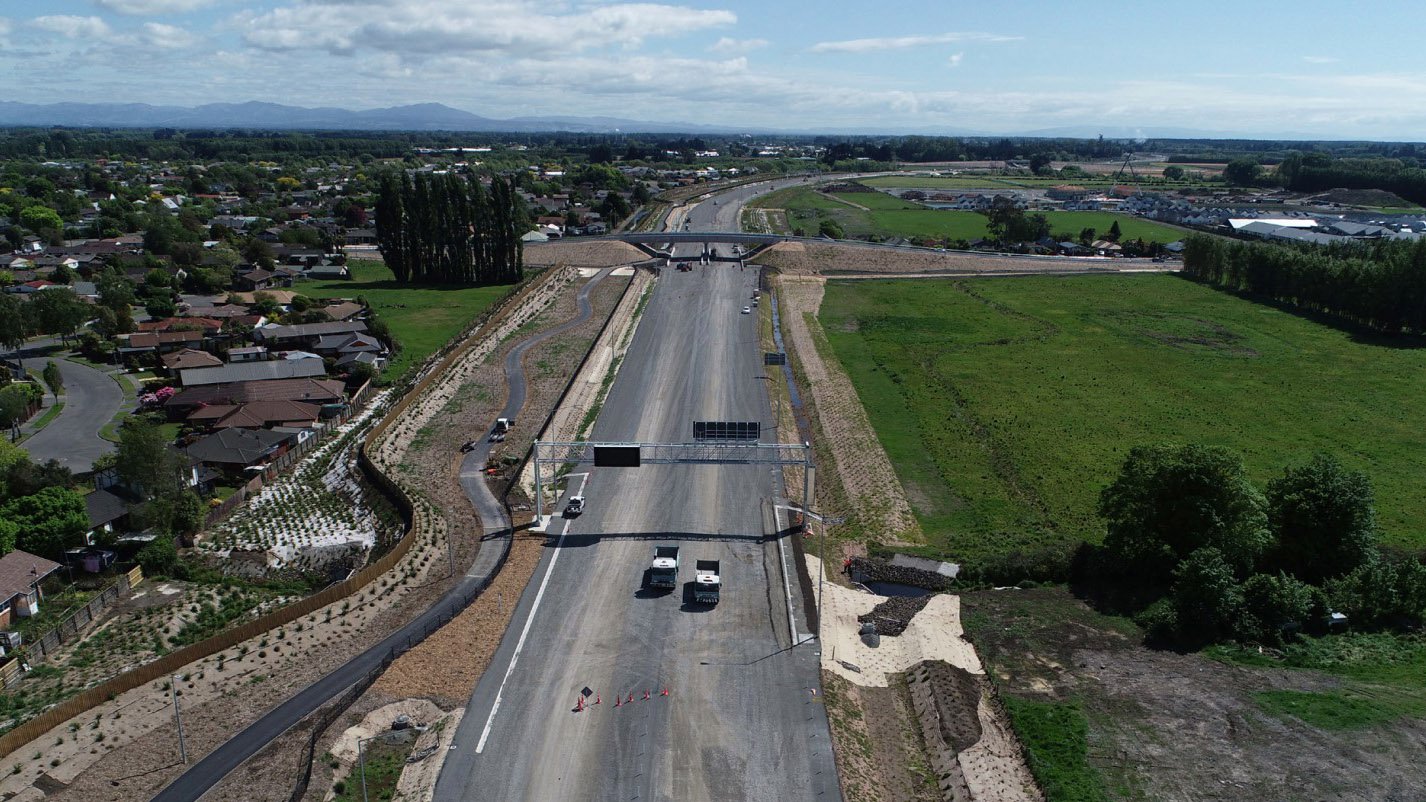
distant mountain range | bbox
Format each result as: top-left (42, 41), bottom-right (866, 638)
top-left (0, 101), bottom-right (755, 134)
top-left (0, 100), bottom-right (1379, 141)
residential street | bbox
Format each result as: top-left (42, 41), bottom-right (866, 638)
top-left (17, 354), bottom-right (120, 472)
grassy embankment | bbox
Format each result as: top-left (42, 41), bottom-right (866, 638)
top-left (819, 273), bottom-right (1426, 563)
top-left (298, 260), bottom-right (513, 386)
top-left (749, 186), bottom-right (1184, 244)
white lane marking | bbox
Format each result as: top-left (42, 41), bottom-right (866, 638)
top-left (475, 519), bottom-right (568, 753)
top-left (772, 504), bottom-right (811, 644)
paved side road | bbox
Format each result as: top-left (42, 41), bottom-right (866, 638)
top-left (19, 357), bottom-right (120, 472)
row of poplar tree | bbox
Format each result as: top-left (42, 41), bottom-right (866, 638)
top-left (1182, 234), bottom-right (1426, 334)
top-left (374, 172), bottom-right (527, 285)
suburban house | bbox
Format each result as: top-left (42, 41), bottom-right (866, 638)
top-left (235, 267), bottom-right (275, 291)
top-left (186, 428), bottom-right (294, 475)
top-left (226, 346), bottom-right (269, 363)
top-left (118, 330), bottom-right (205, 357)
top-left (160, 348), bottom-right (224, 374)
top-left (311, 332), bottom-right (384, 360)
top-left (164, 377), bottom-right (346, 418)
top-left (83, 489), bottom-right (131, 544)
top-left (187, 400), bottom-right (322, 431)
top-left (177, 359), bottom-right (326, 388)
top-left (0, 551), bottom-right (63, 628)
top-left (254, 321), bottom-right (369, 349)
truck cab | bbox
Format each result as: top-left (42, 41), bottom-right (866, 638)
top-left (564, 495), bottom-right (585, 517)
top-left (648, 545), bottom-right (679, 590)
top-left (693, 559), bottom-right (721, 605)
top-left (490, 417), bottom-right (512, 442)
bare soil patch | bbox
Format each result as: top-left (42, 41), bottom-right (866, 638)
top-left (962, 587), bottom-right (1426, 801)
top-left (762, 242), bottom-right (1154, 277)
top-left (523, 240), bottom-right (647, 268)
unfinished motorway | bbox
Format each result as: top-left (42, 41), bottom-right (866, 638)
top-left (434, 184), bottom-right (839, 801)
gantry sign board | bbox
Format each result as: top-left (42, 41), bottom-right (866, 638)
top-left (693, 421), bottom-right (761, 442)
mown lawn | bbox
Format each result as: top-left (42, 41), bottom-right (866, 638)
top-left (298, 260), bottom-right (513, 385)
top-left (821, 274), bottom-right (1426, 562)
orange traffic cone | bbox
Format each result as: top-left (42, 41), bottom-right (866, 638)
top-left (594, 694), bottom-right (601, 705)
top-left (642, 690), bottom-right (651, 701)
top-left (615, 695), bottom-right (622, 708)
top-left (575, 695), bottom-right (584, 712)
top-left (660, 688), bottom-right (669, 697)
top-left (627, 692), bottom-right (634, 703)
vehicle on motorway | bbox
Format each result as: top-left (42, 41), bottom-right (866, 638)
top-left (489, 417), bottom-right (512, 442)
top-left (742, 306), bottom-right (751, 314)
top-left (676, 262), bottom-right (692, 272)
top-left (460, 440), bottom-right (477, 453)
top-left (693, 559), bottom-right (721, 604)
top-left (564, 495), bottom-right (585, 517)
top-left (648, 546), bottom-right (679, 590)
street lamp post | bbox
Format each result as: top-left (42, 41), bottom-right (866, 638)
top-left (170, 675), bottom-right (187, 764)
top-left (357, 734), bottom-right (383, 802)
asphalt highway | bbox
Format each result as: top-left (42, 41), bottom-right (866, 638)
top-left (433, 190), bottom-right (840, 800)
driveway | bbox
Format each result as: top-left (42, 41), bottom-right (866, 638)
top-left (20, 356), bottom-right (121, 472)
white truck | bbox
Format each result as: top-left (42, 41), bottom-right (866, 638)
top-left (693, 559), bottom-right (721, 605)
top-left (563, 495), bottom-right (585, 517)
top-left (648, 546), bottom-right (679, 590)
top-left (489, 417), bottom-right (512, 442)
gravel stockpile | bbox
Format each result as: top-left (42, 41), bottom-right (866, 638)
top-left (849, 556), bottom-right (957, 592)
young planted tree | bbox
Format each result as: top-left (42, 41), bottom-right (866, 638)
top-left (41, 361), bottom-right (63, 402)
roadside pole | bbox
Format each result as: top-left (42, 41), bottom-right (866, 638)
top-left (170, 676), bottom-right (187, 764)
top-left (358, 735), bottom-right (379, 802)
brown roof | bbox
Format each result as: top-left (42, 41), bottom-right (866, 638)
top-left (161, 348), bottom-right (223, 371)
top-left (127, 330), bottom-right (204, 348)
top-left (321, 301), bottom-right (365, 321)
top-left (167, 378), bottom-right (345, 408)
top-left (187, 404), bottom-right (239, 422)
top-left (212, 400), bottom-right (321, 429)
top-left (233, 290), bottom-right (299, 305)
top-left (138, 317), bottom-right (222, 333)
top-left (0, 550), bottom-right (62, 603)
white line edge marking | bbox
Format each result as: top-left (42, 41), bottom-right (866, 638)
top-left (475, 520), bottom-right (566, 754)
top-left (773, 505), bottom-right (809, 644)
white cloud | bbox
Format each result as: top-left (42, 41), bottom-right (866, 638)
top-left (0, 18), bottom-right (11, 37)
top-left (708, 36), bottom-right (767, 55)
top-left (32, 15), bottom-right (114, 39)
top-left (810, 31), bottom-right (1019, 54)
top-left (141, 22), bottom-right (199, 49)
top-left (239, 0), bottom-right (736, 59)
top-left (947, 52), bottom-right (963, 67)
top-left (94, 0), bottom-right (217, 13)
top-left (1303, 55), bottom-right (1340, 64)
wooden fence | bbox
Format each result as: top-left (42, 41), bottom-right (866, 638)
top-left (0, 270), bottom-right (553, 761)
top-left (2, 568), bottom-right (147, 684)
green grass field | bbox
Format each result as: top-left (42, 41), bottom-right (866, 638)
top-left (821, 274), bottom-right (1426, 562)
top-left (751, 186), bottom-right (1183, 244)
top-left (829, 191), bottom-right (924, 210)
top-left (299, 260), bottom-right (512, 385)
top-left (1214, 634), bottom-right (1426, 730)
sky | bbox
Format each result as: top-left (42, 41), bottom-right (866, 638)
top-left (2, 0), bottom-right (1426, 139)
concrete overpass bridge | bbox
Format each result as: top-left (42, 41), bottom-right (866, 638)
top-left (588, 231), bottom-right (789, 261)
